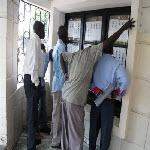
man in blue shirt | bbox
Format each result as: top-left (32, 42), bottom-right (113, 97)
top-left (51, 25), bottom-right (68, 149)
top-left (89, 46), bottom-right (129, 150)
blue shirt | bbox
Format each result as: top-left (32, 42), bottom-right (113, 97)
top-left (52, 39), bottom-right (66, 92)
top-left (90, 54), bottom-right (129, 97)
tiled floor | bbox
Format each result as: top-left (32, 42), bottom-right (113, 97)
top-left (15, 129), bottom-right (89, 150)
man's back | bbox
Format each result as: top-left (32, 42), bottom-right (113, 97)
top-left (62, 43), bottom-right (103, 106)
top-left (91, 54), bottom-right (129, 96)
top-left (23, 33), bottom-right (44, 85)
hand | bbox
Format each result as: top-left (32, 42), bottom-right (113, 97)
top-left (111, 90), bottom-right (119, 99)
top-left (41, 44), bottom-right (46, 53)
top-left (97, 90), bottom-right (104, 96)
top-left (65, 73), bottom-right (68, 81)
top-left (122, 18), bottom-right (136, 30)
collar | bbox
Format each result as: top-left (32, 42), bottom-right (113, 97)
top-left (34, 33), bottom-right (40, 40)
top-left (57, 39), bottom-right (66, 48)
top-left (103, 53), bottom-right (111, 56)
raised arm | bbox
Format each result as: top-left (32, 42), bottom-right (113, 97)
top-left (103, 18), bottom-right (135, 49)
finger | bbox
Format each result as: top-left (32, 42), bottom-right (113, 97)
top-left (132, 20), bottom-right (136, 23)
top-left (130, 18), bottom-right (133, 22)
top-left (131, 21), bottom-right (136, 24)
top-left (130, 25), bottom-right (135, 28)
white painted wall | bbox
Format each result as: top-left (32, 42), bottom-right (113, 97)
top-left (0, 0), bottom-right (23, 148)
top-left (49, 6), bottom-right (65, 47)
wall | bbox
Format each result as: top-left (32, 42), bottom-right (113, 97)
top-left (49, 5), bottom-right (65, 49)
top-left (126, 0), bottom-right (150, 149)
top-left (7, 86), bottom-right (26, 150)
top-left (0, 0), bottom-right (25, 149)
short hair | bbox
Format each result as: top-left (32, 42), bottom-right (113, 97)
top-left (33, 21), bottom-right (44, 32)
top-left (103, 45), bottom-right (113, 54)
top-left (57, 25), bottom-right (67, 37)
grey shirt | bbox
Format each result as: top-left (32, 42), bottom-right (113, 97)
top-left (62, 43), bottom-right (103, 106)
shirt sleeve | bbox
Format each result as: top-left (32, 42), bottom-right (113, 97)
top-left (90, 43), bottom-right (103, 63)
top-left (62, 52), bottom-right (73, 64)
top-left (43, 52), bottom-right (50, 78)
top-left (115, 65), bottom-right (129, 96)
top-left (31, 38), bottom-right (40, 86)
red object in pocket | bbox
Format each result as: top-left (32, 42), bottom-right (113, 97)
top-left (93, 86), bottom-right (101, 96)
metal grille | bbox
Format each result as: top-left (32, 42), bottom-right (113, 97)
top-left (17, 0), bottom-right (50, 83)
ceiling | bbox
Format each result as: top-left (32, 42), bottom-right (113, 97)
top-left (51, 0), bottom-right (131, 13)
top-left (25, 0), bottom-right (52, 10)
top-left (25, 0), bottom-right (131, 13)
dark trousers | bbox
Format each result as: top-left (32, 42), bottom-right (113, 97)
top-left (24, 74), bottom-right (41, 150)
top-left (89, 99), bottom-right (114, 150)
top-left (38, 86), bottom-right (48, 129)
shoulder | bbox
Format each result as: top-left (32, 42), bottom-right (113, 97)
top-left (31, 33), bottom-right (40, 43)
top-left (104, 55), bottom-right (120, 65)
top-left (56, 44), bottom-right (66, 53)
top-left (111, 56), bottom-right (120, 66)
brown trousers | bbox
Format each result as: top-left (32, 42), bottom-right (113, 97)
top-left (61, 100), bottom-right (85, 150)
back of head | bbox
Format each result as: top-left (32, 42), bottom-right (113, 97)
top-left (33, 21), bottom-right (45, 39)
top-left (58, 25), bottom-right (68, 43)
top-left (103, 45), bottom-right (113, 55)
top-left (33, 21), bottom-right (44, 32)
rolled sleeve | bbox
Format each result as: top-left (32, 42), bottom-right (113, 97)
top-left (115, 65), bottom-right (129, 96)
top-left (62, 52), bottom-right (73, 64)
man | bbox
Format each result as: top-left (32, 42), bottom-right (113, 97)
top-left (23, 21), bottom-right (45, 150)
top-left (38, 48), bottom-right (52, 135)
top-left (89, 46), bottom-right (129, 150)
top-left (60, 19), bottom-right (135, 150)
top-left (51, 25), bottom-right (68, 148)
